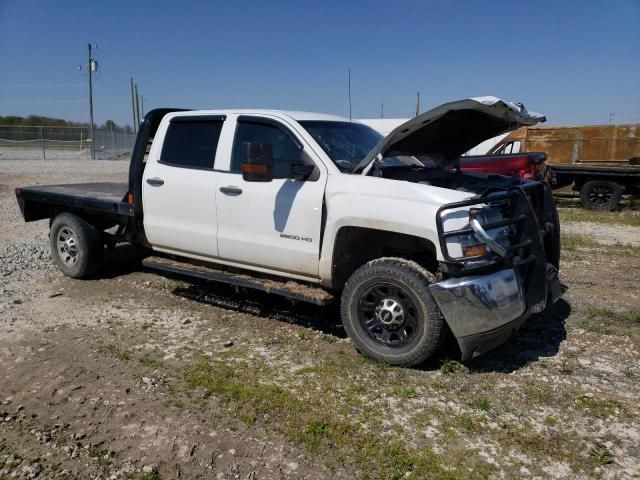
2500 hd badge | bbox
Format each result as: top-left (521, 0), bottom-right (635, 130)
top-left (280, 233), bottom-right (313, 243)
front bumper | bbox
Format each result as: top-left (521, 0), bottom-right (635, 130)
top-left (429, 263), bottom-right (560, 360)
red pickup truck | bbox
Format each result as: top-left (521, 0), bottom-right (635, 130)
top-left (459, 152), bottom-right (547, 180)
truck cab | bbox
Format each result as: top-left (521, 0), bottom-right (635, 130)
top-left (16, 97), bottom-right (562, 367)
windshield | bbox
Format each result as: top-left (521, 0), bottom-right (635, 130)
top-left (299, 121), bottom-right (382, 172)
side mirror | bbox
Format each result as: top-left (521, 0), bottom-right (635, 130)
top-left (242, 143), bottom-right (274, 182)
top-left (291, 162), bottom-right (315, 180)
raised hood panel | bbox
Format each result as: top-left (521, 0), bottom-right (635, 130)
top-left (356, 96), bottom-right (545, 172)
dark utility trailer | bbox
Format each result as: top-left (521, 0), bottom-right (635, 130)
top-left (487, 124), bottom-right (640, 210)
top-left (548, 163), bottom-right (640, 210)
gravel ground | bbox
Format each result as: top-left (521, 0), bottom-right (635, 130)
top-left (1, 160), bottom-right (639, 479)
top-left (561, 221), bottom-right (640, 246)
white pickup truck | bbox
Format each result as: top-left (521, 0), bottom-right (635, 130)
top-left (15, 97), bottom-right (561, 367)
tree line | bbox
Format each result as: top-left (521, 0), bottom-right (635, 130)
top-left (0, 115), bottom-right (133, 132)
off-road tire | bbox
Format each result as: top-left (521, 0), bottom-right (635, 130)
top-left (50, 212), bottom-right (103, 279)
top-left (580, 180), bottom-right (623, 211)
top-left (340, 257), bottom-right (445, 367)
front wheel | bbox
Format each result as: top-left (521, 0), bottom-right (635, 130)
top-left (340, 258), bottom-right (445, 367)
top-left (50, 212), bottom-right (103, 278)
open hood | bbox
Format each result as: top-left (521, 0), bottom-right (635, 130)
top-left (355, 96), bottom-right (545, 172)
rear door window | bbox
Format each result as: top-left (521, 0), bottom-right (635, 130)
top-left (160, 118), bottom-right (224, 169)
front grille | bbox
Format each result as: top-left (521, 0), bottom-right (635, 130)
top-left (436, 181), bottom-right (549, 271)
top-left (437, 180), bottom-right (558, 312)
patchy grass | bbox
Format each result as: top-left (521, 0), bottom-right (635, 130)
top-left (139, 354), bottom-right (163, 369)
top-left (589, 445), bottom-right (614, 466)
top-left (105, 344), bottom-right (131, 361)
top-left (132, 470), bottom-right (161, 480)
top-left (181, 356), bottom-right (493, 479)
top-left (579, 306), bottom-right (640, 337)
top-left (439, 359), bottom-right (465, 375)
top-left (560, 233), bottom-right (640, 260)
top-left (468, 396), bottom-right (492, 412)
top-left (575, 394), bottom-right (628, 419)
top-left (173, 350), bottom-right (629, 479)
top-left (394, 387), bottom-right (419, 399)
top-left (558, 206), bottom-right (640, 227)
top-left (560, 233), bottom-right (601, 255)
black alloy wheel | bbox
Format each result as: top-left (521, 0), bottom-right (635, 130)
top-left (358, 282), bottom-right (420, 348)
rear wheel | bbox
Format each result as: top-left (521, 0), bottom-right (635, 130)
top-left (340, 258), bottom-right (445, 367)
top-left (50, 212), bottom-right (103, 278)
top-left (580, 180), bottom-right (623, 211)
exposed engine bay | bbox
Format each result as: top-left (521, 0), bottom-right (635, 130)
top-left (373, 164), bottom-right (523, 195)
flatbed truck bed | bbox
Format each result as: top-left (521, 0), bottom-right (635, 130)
top-left (16, 182), bottom-right (133, 223)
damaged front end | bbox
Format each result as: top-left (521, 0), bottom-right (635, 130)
top-left (429, 181), bottom-right (561, 360)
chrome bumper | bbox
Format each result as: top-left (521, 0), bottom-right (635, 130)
top-left (429, 268), bottom-right (526, 339)
top-left (429, 264), bottom-right (561, 360)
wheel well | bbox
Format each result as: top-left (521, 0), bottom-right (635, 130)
top-left (331, 226), bottom-right (438, 290)
top-left (47, 209), bottom-right (119, 232)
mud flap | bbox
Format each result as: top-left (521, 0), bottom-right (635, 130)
top-left (546, 263), bottom-right (561, 306)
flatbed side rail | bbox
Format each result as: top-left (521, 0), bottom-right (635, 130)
top-left (15, 187), bottom-right (133, 222)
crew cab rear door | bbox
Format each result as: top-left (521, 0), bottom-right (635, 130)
top-left (214, 115), bottom-right (327, 278)
top-left (142, 115), bottom-right (225, 257)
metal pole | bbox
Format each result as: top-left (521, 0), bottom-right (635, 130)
top-left (135, 84), bottom-right (141, 129)
top-left (40, 127), bottom-right (46, 160)
top-left (415, 92), bottom-right (420, 117)
top-left (381, 103), bottom-right (384, 119)
top-left (88, 43), bottom-right (96, 160)
top-left (130, 77), bottom-right (137, 133)
top-left (111, 125), bottom-right (115, 159)
top-left (348, 68), bottom-right (352, 122)
top-left (141, 96), bottom-right (144, 118)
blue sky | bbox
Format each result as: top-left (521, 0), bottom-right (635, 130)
top-left (1, 0), bottom-right (639, 126)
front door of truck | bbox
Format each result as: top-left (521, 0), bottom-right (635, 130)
top-left (142, 115), bottom-right (225, 258)
top-left (214, 116), bottom-right (326, 277)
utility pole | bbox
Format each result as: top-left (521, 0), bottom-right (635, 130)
top-left (380, 103), bottom-right (384, 118)
top-left (130, 77), bottom-right (137, 133)
top-left (135, 83), bottom-right (141, 129)
top-left (415, 92), bottom-right (420, 117)
top-left (348, 68), bottom-right (352, 122)
top-left (87, 43), bottom-right (96, 159)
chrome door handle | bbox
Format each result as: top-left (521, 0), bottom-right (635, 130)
top-left (146, 177), bottom-right (164, 187)
top-left (219, 186), bottom-right (243, 196)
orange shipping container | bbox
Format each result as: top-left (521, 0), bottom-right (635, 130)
top-left (490, 124), bottom-right (640, 166)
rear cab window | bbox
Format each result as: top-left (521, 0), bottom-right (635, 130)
top-left (160, 116), bottom-right (225, 169)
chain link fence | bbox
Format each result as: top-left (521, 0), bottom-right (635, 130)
top-left (0, 125), bottom-right (136, 160)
